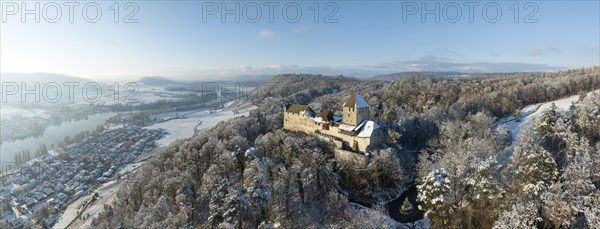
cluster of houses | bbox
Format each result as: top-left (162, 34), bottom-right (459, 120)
top-left (0, 125), bottom-right (165, 228)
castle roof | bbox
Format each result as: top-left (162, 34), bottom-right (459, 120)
top-left (343, 92), bottom-right (369, 108)
top-left (316, 109), bottom-right (334, 122)
top-left (285, 104), bottom-right (316, 118)
top-left (338, 120), bottom-right (380, 138)
top-left (357, 121), bottom-right (380, 137)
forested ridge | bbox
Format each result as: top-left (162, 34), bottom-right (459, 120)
top-left (91, 67), bottom-right (600, 228)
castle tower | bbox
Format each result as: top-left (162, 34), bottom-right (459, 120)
top-left (342, 92), bottom-right (369, 126)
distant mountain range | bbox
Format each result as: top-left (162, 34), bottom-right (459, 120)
top-left (370, 71), bottom-right (471, 80)
top-left (0, 73), bottom-right (94, 84)
top-left (0, 73), bottom-right (275, 86)
top-left (137, 75), bottom-right (275, 86)
top-left (1, 71), bottom-right (545, 86)
top-left (137, 76), bottom-right (183, 86)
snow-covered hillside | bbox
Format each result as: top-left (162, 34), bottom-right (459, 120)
top-left (497, 90), bottom-right (599, 140)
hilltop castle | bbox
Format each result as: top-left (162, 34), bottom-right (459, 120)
top-left (283, 92), bottom-right (383, 154)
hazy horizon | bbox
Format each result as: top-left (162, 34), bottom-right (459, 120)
top-left (3, 65), bottom-right (599, 83)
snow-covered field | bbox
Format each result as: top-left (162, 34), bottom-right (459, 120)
top-left (99, 84), bottom-right (195, 106)
top-left (145, 101), bottom-right (257, 147)
top-left (498, 90), bottom-right (599, 140)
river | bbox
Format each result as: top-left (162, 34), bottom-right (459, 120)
top-left (0, 112), bottom-right (116, 165)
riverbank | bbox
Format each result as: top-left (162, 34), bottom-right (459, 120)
top-left (1, 112), bottom-right (117, 173)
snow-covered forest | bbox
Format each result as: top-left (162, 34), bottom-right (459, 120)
top-left (86, 67), bottom-right (600, 228)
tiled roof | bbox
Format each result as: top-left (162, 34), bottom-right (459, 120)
top-left (343, 92), bottom-right (369, 108)
top-left (317, 109), bottom-right (334, 122)
top-left (285, 104), bottom-right (315, 117)
top-left (286, 104), bottom-right (309, 113)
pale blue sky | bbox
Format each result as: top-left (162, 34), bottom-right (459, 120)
top-left (1, 1), bottom-right (598, 80)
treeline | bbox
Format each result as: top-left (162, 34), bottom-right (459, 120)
top-left (13, 150), bottom-right (32, 166)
